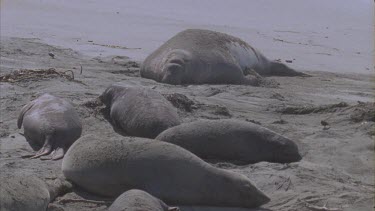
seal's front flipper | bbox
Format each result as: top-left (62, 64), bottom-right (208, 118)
top-left (243, 69), bottom-right (279, 88)
top-left (47, 178), bottom-right (73, 202)
top-left (242, 68), bottom-right (262, 86)
top-left (243, 75), bottom-right (261, 86)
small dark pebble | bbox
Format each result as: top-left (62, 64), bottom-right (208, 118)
top-left (246, 119), bottom-right (262, 125)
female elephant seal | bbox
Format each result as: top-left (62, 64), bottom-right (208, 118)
top-left (141, 29), bottom-right (308, 85)
top-left (109, 189), bottom-right (179, 211)
top-left (62, 134), bottom-right (270, 208)
top-left (156, 119), bottom-right (302, 164)
top-left (100, 85), bottom-right (181, 138)
top-left (0, 172), bottom-right (50, 211)
top-left (0, 171), bottom-right (72, 211)
top-left (17, 93), bottom-right (82, 160)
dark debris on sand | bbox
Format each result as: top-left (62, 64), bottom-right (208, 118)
top-left (163, 93), bottom-right (195, 112)
top-left (81, 98), bottom-right (110, 120)
top-left (349, 102), bottom-right (375, 123)
top-left (276, 102), bottom-right (349, 115)
top-left (0, 68), bottom-right (75, 83)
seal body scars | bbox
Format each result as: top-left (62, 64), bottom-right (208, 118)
top-left (17, 93), bottom-right (82, 160)
top-left (108, 189), bottom-right (179, 211)
top-left (141, 29), bottom-right (308, 85)
top-left (99, 85), bottom-right (181, 138)
top-left (156, 119), bottom-right (302, 164)
top-left (62, 134), bottom-right (270, 208)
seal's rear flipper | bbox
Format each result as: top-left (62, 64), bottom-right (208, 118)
top-left (51, 148), bottom-right (65, 160)
top-left (17, 102), bottom-right (35, 129)
top-left (270, 62), bottom-right (311, 77)
top-left (30, 135), bottom-right (53, 159)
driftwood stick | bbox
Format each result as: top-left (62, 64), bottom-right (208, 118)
top-left (57, 198), bottom-right (111, 205)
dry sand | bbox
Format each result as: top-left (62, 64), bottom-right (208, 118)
top-left (0, 1), bottom-right (374, 211)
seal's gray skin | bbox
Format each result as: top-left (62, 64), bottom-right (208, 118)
top-left (141, 29), bottom-right (308, 85)
top-left (17, 93), bottom-right (82, 160)
top-left (109, 189), bottom-right (179, 211)
top-left (99, 85), bottom-right (181, 138)
top-left (0, 171), bottom-right (73, 211)
top-left (62, 134), bottom-right (270, 208)
top-left (156, 119), bottom-right (302, 164)
top-left (0, 172), bottom-right (49, 211)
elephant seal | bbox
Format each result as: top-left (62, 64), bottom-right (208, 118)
top-left (141, 29), bottom-right (308, 85)
top-left (0, 172), bottom-right (50, 211)
top-left (156, 119), bottom-right (302, 164)
top-left (17, 93), bottom-right (82, 160)
top-left (0, 171), bottom-right (72, 211)
top-left (100, 85), bottom-right (181, 138)
top-left (109, 189), bottom-right (179, 211)
top-left (62, 134), bottom-right (270, 208)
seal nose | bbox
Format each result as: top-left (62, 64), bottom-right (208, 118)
top-left (257, 191), bottom-right (271, 206)
top-left (241, 183), bottom-right (270, 207)
top-left (162, 64), bottom-right (183, 85)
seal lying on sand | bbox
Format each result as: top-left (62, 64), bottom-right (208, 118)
top-left (62, 134), bottom-right (270, 208)
top-left (108, 189), bottom-right (179, 211)
top-left (17, 93), bottom-right (82, 160)
top-left (156, 119), bottom-right (302, 164)
top-left (141, 29), bottom-right (308, 85)
top-left (0, 172), bottom-right (50, 211)
top-left (100, 85), bottom-right (181, 138)
top-left (0, 171), bottom-right (72, 211)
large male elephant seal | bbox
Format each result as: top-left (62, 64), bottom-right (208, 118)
top-left (108, 189), bottom-right (179, 211)
top-left (141, 29), bottom-right (308, 85)
top-left (17, 93), bottom-right (82, 160)
top-left (156, 119), bottom-right (302, 164)
top-left (100, 85), bottom-right (181, 138)
top-left (62, 134), bottom-right (270, 208)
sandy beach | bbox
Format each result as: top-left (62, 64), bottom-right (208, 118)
top-left (1, 1), bottom-right (374, 211)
